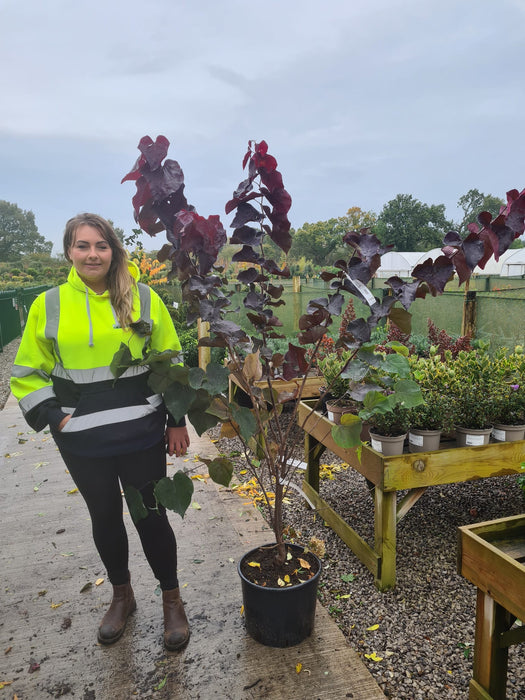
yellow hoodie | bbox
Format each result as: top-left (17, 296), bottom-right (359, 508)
top-left (11, 262), bottom-right (183, 457)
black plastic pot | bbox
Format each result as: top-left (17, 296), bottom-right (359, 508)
top-left (238, 543), bottom-right (322, 647)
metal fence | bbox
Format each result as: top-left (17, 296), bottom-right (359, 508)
top-left (0, 286), bottom-right (51, 351)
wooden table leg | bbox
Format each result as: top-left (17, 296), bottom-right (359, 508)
top-left (304, 431), bottom-right (325, 494)
top-left (470, 589), bottom-right (511, 700)
top-left (374, 486), bottom-right (397, 591)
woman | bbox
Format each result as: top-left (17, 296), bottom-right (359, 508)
top-left (10, 213), bottom-right (191, 651)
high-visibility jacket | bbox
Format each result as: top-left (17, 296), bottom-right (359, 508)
top-left (10, 262), bottom-right (184, 457)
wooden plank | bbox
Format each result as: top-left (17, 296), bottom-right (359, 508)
top-left (374, 488), bottom-right (397, 591)
top-left (469, 678), bottom-right (496, 700)
top-left (382, 440), bottom-right (525, 491)
top-left (297, 402), bottom-right (384, 485)
top-left (230, 373), bottom-right (324, 401)
top-left (396, 487), bottom-right (428, 524)
top-left (302, 481), bottom-right (380, 578)
top-left (458, 516), bottom-right (525, 621)
top-left (471, 591), bottom-right (510, 700)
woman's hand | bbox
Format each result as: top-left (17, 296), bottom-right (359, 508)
top-left (165, 426), bottom-right (190, 457)
top-left (58, 414), bottom-right (72, 431)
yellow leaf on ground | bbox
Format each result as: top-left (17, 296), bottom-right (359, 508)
top-left (191, 502), bottom-right (201, 510)
top-left (277, 578), bottom-right (285, 587)
top-left (95, 578), bottom-right (104, 586)
top-left (298, 557), bottom-right (311, 569)
top-left (67, 488), bottom-right (78, 494)
top-left (0, 681), bottom-right (13, 689)
top-left (295, 663), bottom-right (302, 674)
top-left (247, 561), bottom-right (260, 568)
top-left (365, 652), bottom-right (383, 662)
top-left (367, 624), bottom-right (379, 631)
top-left (240, 604), bottom-right (244, 616)
top-left (51, 602), bottom-right (64, 609)
top-left (284, 574), bottom-right (290, 583)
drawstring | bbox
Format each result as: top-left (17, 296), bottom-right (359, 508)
top-left (85, 288), bottom-right (94, 347)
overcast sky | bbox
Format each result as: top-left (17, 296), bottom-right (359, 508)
top-left (1, 0), bottom-right (524, 254)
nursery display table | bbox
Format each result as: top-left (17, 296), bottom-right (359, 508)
top-left (297, 400), bottom-right (525, 591)
top-left (458, 515), bottom-right (525, 700)
top-left (229, 373), bottom-right (324, 404)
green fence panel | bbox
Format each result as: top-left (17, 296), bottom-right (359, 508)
top-left (0, 286), bottom-right (51, 351)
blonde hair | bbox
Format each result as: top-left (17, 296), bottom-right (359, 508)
top-left (64, 213), bottom-right (135, 328)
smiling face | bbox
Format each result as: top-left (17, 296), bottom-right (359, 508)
top-left (68, 225), bottom-right (113, 293)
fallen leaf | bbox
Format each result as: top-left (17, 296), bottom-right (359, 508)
top-left (247, 561), bottom-right (260, 568)
top-left (295, 663), bottom-right (302, 674)
top-left (240, 604), bottom-right (244, 616)
top-left (286, 552), bottom-right (293, 561)
top-left (182, 583), bottom-right (188, 588)
top-left (154, 675), bottom-right (167, 691)
top-left (190, 502), bottom-right (201, 510)
top-left (4, 646), bottom-right (12, 654)
top-left (80, 582), bottom-right (93, 593)
top-left (67, 488), bottom-right (78, 494)
top-left (51, 602), bottom-right (64, 609)
top-left (277, 578), bottom-right (285, 587)
top-left (38, 590), bottom-right (47, 596)
top-left (364, 652), bottom-right (383, 662)
top-left (95, 578), bottom-right (104, 586)
top-left (284, 575), bottom-right (290, 583)
top-left (298, 557), bottom-right (311, 569)
top-left (0, 681), bottom-right (13, 689)
top-left (367, 624), bottom-right (379, 631)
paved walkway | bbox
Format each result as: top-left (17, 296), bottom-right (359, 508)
top-left (1, 392), bottom-right (384, 699)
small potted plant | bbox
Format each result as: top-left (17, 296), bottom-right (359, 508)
top-left (318, 351), bottom-right (356, 424)
top-left (350, 344), bottom-right (424, 455)
top-left (448, 347), bottom-right (498, 446)
top-left (491, 346), bottom-right (525, 442)
top-left (407, 352), bottom-right (455, 452)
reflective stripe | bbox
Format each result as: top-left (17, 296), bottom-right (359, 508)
top-left (51, 364), bottom-right (150, 383)
top-left (44, 287), bottom-right (62, 362)
top-left (138, 283), bottom-right (151, 325)
top-left (61, 394), bottom-right (162, 416)
top-left (19, 386), bottom-right (56, 414)
top-left (11, 364), bottom-right (51, 381)
top-left (60, 397), bottom-right (162, 433)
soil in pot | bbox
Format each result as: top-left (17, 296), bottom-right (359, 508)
top-left (238, 543), bottom-right (321, 647)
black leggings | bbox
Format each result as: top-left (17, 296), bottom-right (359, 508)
top-left (59, 440), bottom-right (178, 590)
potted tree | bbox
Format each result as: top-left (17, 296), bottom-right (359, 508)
top-left (117, 134), bottom-right (525, 645)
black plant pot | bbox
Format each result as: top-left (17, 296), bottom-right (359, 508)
top-left (238, 543), bottom-right (322, 647)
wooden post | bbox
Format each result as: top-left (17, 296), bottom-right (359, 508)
top-left (197, 318), bottom-right (211, 370)
top-left (462, 288), bottom-right (477, 337)
top-left (292, 276), bottom-right (301, 293)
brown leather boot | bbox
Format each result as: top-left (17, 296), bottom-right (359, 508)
top-left (97, 581), bottom-right (136, 644)
top-left (162, 588), bottom-right (190, 651)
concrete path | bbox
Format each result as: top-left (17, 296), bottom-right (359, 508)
top-left (1, 393), bottom-right (384, 699)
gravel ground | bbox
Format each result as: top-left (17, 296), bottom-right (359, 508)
top-left (208, 414), bottom-right (525, 700)
top-left (2, 342), bottom-right (524, 698)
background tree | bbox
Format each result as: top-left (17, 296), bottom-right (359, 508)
top-left (289, 218), bottom-right (348, 265)
top-left (374, 194), bottom-right (453, 251)
top-left (345, 206), bottom-right (377, 231)
top-left (0, 201), bottom-right (53, 261)
top-left (457, 188), bottom-right (505, 235)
